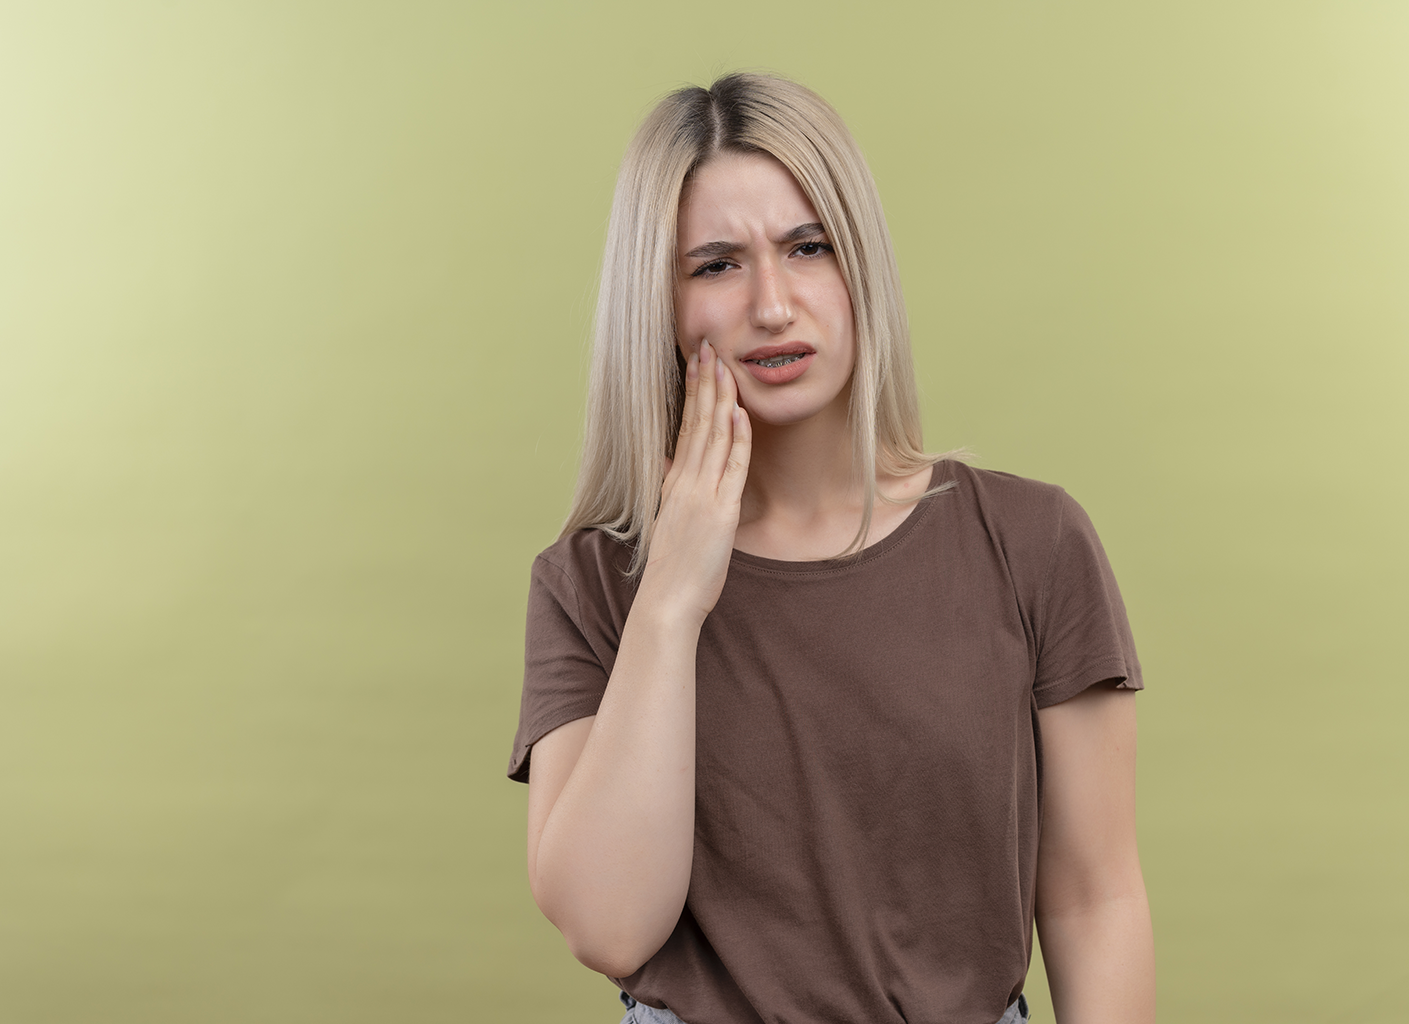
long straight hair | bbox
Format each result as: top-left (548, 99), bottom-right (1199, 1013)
top-left (563, 72), bottom-right (954, 575)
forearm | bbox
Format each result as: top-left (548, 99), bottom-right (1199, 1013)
top-left (531, 585), bottom-right (701, 977)
top-left (529, 341), bottom-right (750, 977)
top-left (1037, 890), bottom-right (1155, 1024)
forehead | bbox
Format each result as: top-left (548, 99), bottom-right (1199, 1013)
top-left (677, 152), bottom-right (821, 245)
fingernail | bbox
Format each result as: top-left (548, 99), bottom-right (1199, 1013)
top-left (687, 353), bottom-right (698, 379)
top-left (700, 339), bottom-right (712, 361)
top-left (715, 357), bottom-right (725, 380)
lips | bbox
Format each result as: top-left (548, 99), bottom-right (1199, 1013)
top-left (739, 342), bottom-right (816, 385)
top-left (741, 341), bottom-right (816, 364)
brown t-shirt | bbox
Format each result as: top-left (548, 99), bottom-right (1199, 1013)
top-left (509, 461), bottom-right (1142, 1024)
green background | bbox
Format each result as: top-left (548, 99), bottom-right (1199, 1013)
top-left (2, 2), bottom-right (1405, 1022)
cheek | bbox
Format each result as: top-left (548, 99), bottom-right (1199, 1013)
top-left (801, 276), bottom-right (856, 348)
top-left (831, 294), bottom-right (855, 339)
top-left (674, 290), bottom-right (702, 350)
top-left (828, 272), bottom-right (855, 325)
top-left (823, 290), bottom-right (857, 378)
top-left (675, 289), bottom-right (733, 354)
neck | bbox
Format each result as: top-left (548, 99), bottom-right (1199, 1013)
top-left (740, 395), bottom-right (861, 525)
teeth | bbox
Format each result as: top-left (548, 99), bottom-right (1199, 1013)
top-left (757, 354), bottom-right (803, 368)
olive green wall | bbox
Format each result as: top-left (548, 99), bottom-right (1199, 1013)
top-left (2, 3), bottom-right (1404, 1022)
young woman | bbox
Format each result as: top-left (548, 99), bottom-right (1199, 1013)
top-left (509, 73), bottom-right (1155, 1024)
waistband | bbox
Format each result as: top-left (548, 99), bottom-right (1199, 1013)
top-left (620, 991), bottom-right (1031, 1024)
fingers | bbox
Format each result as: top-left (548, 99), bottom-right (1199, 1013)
top-left (661, 351), bottom-right (695, 499)
top-left (701, 353), bottom-right (741, 482)
top-left (674, 339), bottom-right (718, 476)
top-left (671, 348), bottom-right (700, 463)
top-left (720, 402), bottom-right (751, 504)
top-left (666, 339), bottom-right (747, 505)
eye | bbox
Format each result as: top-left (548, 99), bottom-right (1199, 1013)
top-left (792, 241), bottom-right (834, 259)
top-left (690, 259), bottom-right (734, 278)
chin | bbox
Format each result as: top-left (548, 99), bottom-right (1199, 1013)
top-left (740, 400), bottom-right (832, 428)
top-left (740, 382), bottom-right (850, 429)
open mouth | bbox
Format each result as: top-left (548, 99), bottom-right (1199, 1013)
top-left (740, 345), bottom-right (815, 384)
top-left (750, 353), bottom-right (807, 369)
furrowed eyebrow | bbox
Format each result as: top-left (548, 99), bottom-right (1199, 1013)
top-left (777, 222), bottom-right (827, 244)
top-left (683, 239), bottom-right (743, 261)
top-left (682, 223), bottom-right (828, 262)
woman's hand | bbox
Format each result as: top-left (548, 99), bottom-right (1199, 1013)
top-left (527, 340), bottom-right (749, 977)
top-left (642, 339), bottom-right (752, 626)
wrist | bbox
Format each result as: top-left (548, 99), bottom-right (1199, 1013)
top-left (632, 572), bottom-right (709, 634)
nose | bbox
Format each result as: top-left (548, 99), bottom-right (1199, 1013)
top-left (750, 258), bottom-right (794, 333)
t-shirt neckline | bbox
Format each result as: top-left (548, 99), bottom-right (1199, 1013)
top-left (727, 461), bottom-right (952, 576)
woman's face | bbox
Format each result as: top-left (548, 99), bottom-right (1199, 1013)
top-left (675, 152), bottom-right (856, 428)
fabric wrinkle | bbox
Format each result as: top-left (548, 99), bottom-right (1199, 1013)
top-left (518, 462), bottom-right (1139, 1023)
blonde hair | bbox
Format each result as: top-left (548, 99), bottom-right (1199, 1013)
top-left (564, 72), bottom-right (954, 574)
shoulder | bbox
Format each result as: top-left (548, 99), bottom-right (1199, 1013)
top-left (940, 463), bottom-right (1141, 699)
top-left (530, 527), bottom-right (638, 621)
top-left (936, 461), bottom-right (1112, 603)
top-left (942, 460), bottom-right (1076, 541)
top-left (535, 527), bottom-right (634, 580)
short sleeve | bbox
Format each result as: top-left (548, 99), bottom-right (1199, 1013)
top-left (1031, 491), bottom-right (1143, 708)
top-left (507, 555), bottom-right (610, 783)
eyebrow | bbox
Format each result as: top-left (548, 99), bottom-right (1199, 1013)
top-left (682, 222), bottom-right (828, 261)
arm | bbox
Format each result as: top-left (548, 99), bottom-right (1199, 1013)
top-left (1035, 685), bottom-right (1156, 1023)
top-left (526, 342), bottom-right (750, 978)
